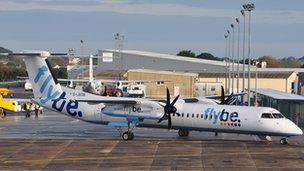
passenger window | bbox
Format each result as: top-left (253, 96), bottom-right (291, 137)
top-left (187, 113), bottom-right (189, 117)
top-left (209, 114), bottom-right (213, 120)
top-left (261, 113), bottom-right (273, 119)
top-left (197, 114), bottom-right (199, 118)
top-left (204, 114), bottom-right (208, 120)
top-left (182, 113), bottom-right (184, 117)
top-left (201, 114), bottom-right (204, 118)
top-left (273, 113), bottom-right (284, 118)
top-left (192, 114), bottom-right (194, 118)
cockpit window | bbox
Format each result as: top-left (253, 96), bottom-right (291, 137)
top-left (272, 113), bottom-right (284, 118)
top-left (261, 113), bottom-right (273, 118)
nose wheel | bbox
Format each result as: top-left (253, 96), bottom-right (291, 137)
top-left (280, 138), bottom-right (288, 145)
top-left (122, 131), bottom-right (134, 141)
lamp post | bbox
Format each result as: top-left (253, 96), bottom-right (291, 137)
top-left (80, 40), bottom-right (84, 79)
top-left (243, 3), bottom-right (255, 106)
top-left (241, 10), bottom-right (246, 93)
top-left (230, 23), bottom-right (235, 93)
top-left (227, 29), bottom-right (231, 93)
top-left (236, 18), bottom-right (240, 93)
top-left (254, 60), bottom-right (259, 106)
top-left (224, 34), bottom-right (229, 92)
top-left (114, 33), bottom-right (125, 78)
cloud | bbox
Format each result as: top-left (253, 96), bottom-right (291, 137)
top-left (0, 0), bottom-right (303, 24)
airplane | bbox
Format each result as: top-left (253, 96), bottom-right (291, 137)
top-left (5, 51), bottom-right (302, 145)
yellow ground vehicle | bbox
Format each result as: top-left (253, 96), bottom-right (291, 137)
top-left (0, 88), bottom-right (21, 117)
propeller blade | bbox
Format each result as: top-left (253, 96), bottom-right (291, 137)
top-left (158, 114), bottom-right (166, 123)
top-left (224, 93), bottom-right (234, 104)
top-left (220, 86), bottom-right (225, 104)
top-left (168, 114), bottom-right (172, 129)
top-left (166, 87), bottom-right (170, 106)
top-left (170, 94), bottom-right (180, 106)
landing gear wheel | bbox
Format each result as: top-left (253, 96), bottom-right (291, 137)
top-left (122, 132), bottom-right (134, 141)
top-left (178, 130), bottom-right (189, 137)
top-left (0, 109), bottom-right (5, 118)
top-left (280, 138), bottom-right (288, 145)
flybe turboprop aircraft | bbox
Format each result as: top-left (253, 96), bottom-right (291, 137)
top-left (7, 51), bottom-right (303, 144)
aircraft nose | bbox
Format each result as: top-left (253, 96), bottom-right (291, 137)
top-left (289, 120), bottom-right (303, 136)
top-left (283, 119), bottom-right (303, 136)
top-left (295, 126), bottom-right (303, 136)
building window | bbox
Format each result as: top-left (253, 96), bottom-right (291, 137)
top-left (156, 81), bottom-right (165, 85)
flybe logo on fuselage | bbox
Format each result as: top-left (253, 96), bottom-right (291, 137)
top-left (34, 65), bottom-right (82, 117)
top-left (204, 107), bottom-right (241, 127)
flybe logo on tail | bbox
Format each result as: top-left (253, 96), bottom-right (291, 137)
top-left (34, 65), bottom-right (82, 117)
top-left (204, 108), bottom-right (241, 127)
top-left (34, 66), bottom-right (60, 104)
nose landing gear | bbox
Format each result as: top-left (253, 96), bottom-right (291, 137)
top-left (178, 129), bottom-right (189, 137)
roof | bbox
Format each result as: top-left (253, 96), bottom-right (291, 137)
top-left (258, 68), bottom-right (304, 73)
top-left (126, 69), bottom-right (198, 77)
top-left (103, 49), bottom-right (228, 67)
top-left (252, 89), bottom-right (304, 101)
top-left (199, 71), bottom-right (295, 78)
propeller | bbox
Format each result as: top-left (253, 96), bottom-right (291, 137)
top-left (158, 87), bottom-right (180, 129)
top-left (220, 86), bottom-right (235, 105)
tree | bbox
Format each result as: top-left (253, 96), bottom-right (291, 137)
top-left (0, 47), bottom-right (12, 54)
top-left (177, 50), bottom-right (196, 57)
top-left (196, 52), bottom-right (221, 61)
top-left (257, 56), bottom-right (282, 68)
top-left (280, 56), bottom-right (301, 68)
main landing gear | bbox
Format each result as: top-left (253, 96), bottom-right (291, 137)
top-left (178, 129), bottom-right (189, 137)
top-left (120, 121), bottom-right (136, 141)
top-left (280, 138), bottom-right (288, 145)
top-left (122, 131), bottom-right (134, 140)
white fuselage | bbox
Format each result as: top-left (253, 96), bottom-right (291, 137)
top-left (35, 86), bottom-right (303, 137)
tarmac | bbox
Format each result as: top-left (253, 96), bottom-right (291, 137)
top-left (0, 110), bottom-right (303, 170)
top-left (0, 88), bottom-right (303, 170)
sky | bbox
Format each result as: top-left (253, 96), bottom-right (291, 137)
top-left (0, 0), bottom-right (304, 58)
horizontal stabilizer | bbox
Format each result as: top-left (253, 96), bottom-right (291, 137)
top-left (0, 51), bottom-right (67, 58)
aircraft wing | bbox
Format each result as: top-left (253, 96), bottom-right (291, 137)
top-left (0, 80), bottom-right (25, 86)
top-left (76, 99), bottom-right (138, 105)
top-left (204, 92), bottom-right (246, 99)
top-left (4, 98), bottom-right (31, 103)
top-left (58, 78), bottom-right (89, 83)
